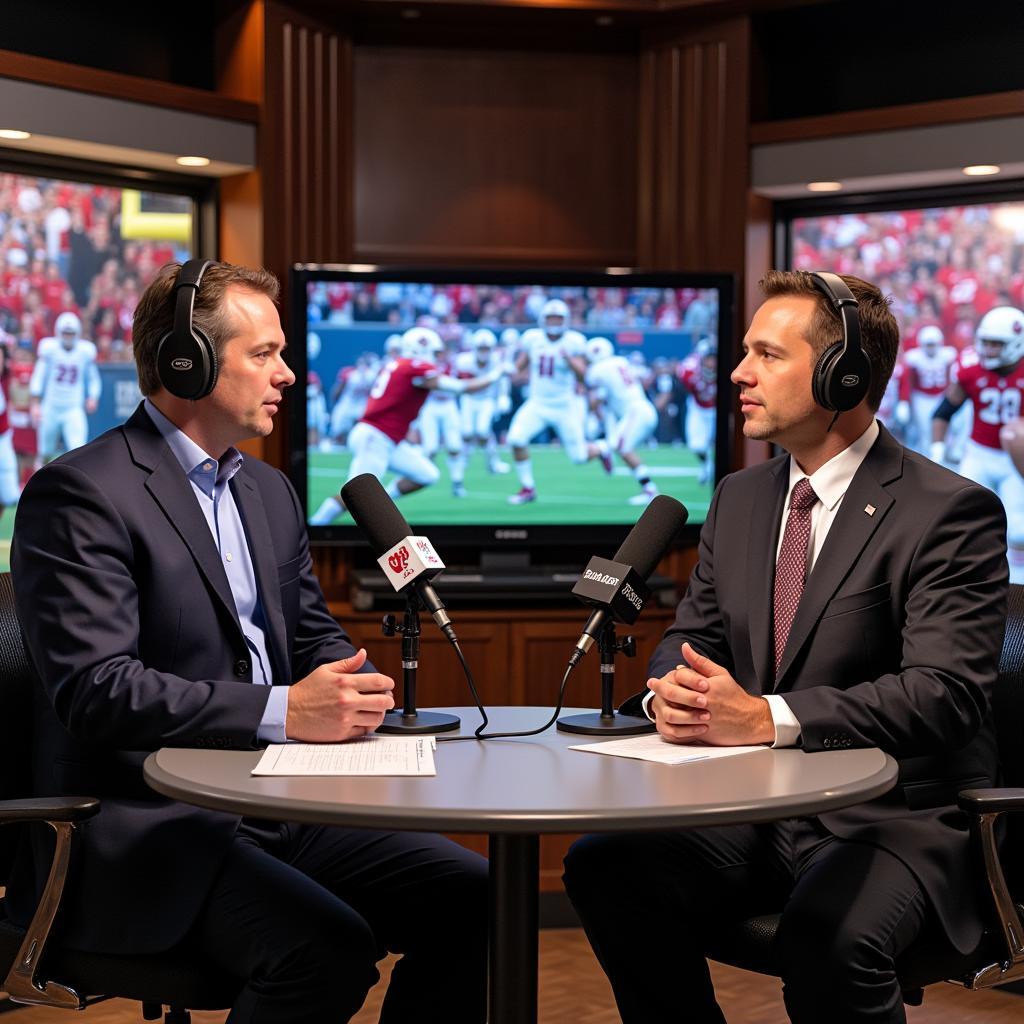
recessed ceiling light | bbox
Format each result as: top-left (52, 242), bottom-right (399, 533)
top-left (962, 164), bottom-right (1000, 176)
top-left (401, 8), bottom-right (420, 18)
top-left (806, 181), bottom-right (843, 192)
top-left (596, 15), bottom-right (614, 26)
top-left (176, 156), bottom-right (211, 167)
top-left (0, 129), bottom-right (32, 140)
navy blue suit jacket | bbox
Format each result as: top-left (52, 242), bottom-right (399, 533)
top-left (9, 404), bottom-right (363, 954)
top-left (626, 425), bottom-right (1008, 954)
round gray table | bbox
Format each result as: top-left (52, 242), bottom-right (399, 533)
top-left (144, 706), bottom-right (898, 1024)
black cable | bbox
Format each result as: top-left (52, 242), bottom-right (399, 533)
top-left (436, 640), bottom-right (580, 742)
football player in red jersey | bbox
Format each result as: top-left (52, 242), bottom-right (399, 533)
top-left (933, 306), bottom-right (1024, 582)
top-left (309, 327), bottom-right (501, 524)
top-left (677, 337), bottom-right (718, 485)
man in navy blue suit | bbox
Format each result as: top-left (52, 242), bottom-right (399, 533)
top-left (10, 260), bottom-right (487, 1023)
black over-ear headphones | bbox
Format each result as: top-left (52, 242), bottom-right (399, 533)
top-left (156, 258), bottom-right (218, 400)
top-left (807, 271), bottom-right (871, 413)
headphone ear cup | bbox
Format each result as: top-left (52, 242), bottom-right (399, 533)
top-left (156, 326), bottom-right (214, 400)
top-left (812, 342), bottom-right (842, 411)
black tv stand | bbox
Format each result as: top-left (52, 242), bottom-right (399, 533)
top-left (349, 549), bottom-right (677, 611)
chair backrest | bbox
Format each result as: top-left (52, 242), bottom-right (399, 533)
top-left (995, 584), bottom-right (1024, 788)
top-left (994, 583), bottom-right (1024, 898)
top-left (0, 571), bottom-right (37, 885)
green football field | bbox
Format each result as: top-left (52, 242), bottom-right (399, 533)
top-left (307, 444), bottom-right (713, 526)
top-left (0, 445), bottom-right (713, 573)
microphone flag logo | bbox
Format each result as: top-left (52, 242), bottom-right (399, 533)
top-left (377, 537), bottom-right (446, 592)
top-left (388, 546), bottom-right (410, 575)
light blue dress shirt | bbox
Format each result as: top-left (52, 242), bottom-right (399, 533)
top-left (144, 399), bottom-right (289, 742)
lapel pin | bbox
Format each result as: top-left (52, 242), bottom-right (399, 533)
top-left (864, 504), bottom-right (876, 516)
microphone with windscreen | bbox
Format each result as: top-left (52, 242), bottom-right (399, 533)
top-left (339, 473), bottom-right (460, 734)
top-left (558, 494), bottom-right (688, 735)
top-left (340, 473), bottom-right (455, 641)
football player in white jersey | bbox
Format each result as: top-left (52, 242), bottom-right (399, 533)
top-left (412, 330), bottom-right (469, 497)
top-left (895, 325), bottom-right (957, 454)
top-left (456, 328), bottom-right (510, 476)
top-left (29, 311), bottom-right (101, 462)
top-left (506, 298), bottom-right (611, 504)
top-left (584, 337), bottom-right (660, 504)
top-left (329, 351), bottom-right (381, 445)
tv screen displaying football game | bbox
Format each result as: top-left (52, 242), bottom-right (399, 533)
top-left (787, 193), bottom-right (1024, 584)
top-left (0, 168), bottom-right (196, 569)
top-left (295, 269), bottom-right (734, 541)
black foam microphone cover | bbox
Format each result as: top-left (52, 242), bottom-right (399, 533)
top-left (613, 494), bottom-right (689, 580)
top-left (340, 474), bottom-right (413, 555)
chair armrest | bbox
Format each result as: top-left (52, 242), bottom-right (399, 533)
top-left (0, 797), bottom-right (100, 824)
top-left (954, 787), bottom-right (1024, 989)
top-left (1, 798), bottom-right (99, 1010)
top-left (958, 788), bottom-right (1024, 815)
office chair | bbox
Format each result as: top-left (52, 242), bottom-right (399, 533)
top-left (0, 572), bottom-right (239, 1022)
top-left (704, 582), bottom-right (1024, 1003)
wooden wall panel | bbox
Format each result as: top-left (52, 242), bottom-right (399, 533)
top-left (352, 47), bottom-right (638, 267)
top-left (637, 17), bottom-right (749, 274)
top-left (263, 4), bottom-right (354, 278)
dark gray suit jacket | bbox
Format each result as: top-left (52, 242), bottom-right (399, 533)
top-left (630, 424), bottom-right (1008, 954)
top-left (9, 404), bottom-right (363, 954)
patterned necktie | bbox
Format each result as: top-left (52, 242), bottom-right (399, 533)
top-left (773, 477), bottom-right (819, 675)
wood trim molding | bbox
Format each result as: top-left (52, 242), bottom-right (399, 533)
top-left (352, 242), bottom-right (639, 268)
top-left (0, 48), bottom-right (259, 123)
top-left (750, 90), bottom-right (1024, 145)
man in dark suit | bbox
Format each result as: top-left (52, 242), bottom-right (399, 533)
top-left (9, 260), bottom-right (487, 1023)
top-left (563, 270), bottom-right (1008, 1023)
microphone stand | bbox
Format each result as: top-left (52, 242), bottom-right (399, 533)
top-left (557, 620), bottom-right (656, 735)
top-left (377, 592), bottom-right (460, 734)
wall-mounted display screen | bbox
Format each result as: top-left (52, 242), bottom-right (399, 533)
top-left (786, 191), bottom-right (1024, 583)
top-left (0, 166), bottom-right (198, 568)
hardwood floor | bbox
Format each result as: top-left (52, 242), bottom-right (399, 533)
top-left (4, 928), bottom-right (1022, 1022)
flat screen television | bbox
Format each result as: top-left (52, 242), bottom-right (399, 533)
top-left (289, 265), bottom-right (735, 566)
top-left (781, 183), bottom-right (1024, 584)
top-left (0, 158), bottom-right (204, 571)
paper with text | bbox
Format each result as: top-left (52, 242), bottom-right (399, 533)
top-left (252, 736), bottom-right (437, 776)
top-left (569, 734), bottom-right (768, 765)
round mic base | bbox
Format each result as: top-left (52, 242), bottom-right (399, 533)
top-left (377, 709), bottom-right (461, 734)
top-left (556, 711), bottom-right (656, 736)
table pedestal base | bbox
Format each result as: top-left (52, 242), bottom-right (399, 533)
top-left (488, 833), bottom-right (539, 1024)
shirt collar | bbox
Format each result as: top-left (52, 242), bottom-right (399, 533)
top-left (786, 418), bottom-right (880, 512)
top-left (143, 397), bottom-right (243, 497)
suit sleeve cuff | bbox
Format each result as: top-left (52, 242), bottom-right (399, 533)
top-left (763, 694), bottom-right (801, 748)
top-left (256, 685), bottom-right (291, 744)
top-left (641, 690), bottom-right (657, 722)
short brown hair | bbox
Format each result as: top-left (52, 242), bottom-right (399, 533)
top-left (758, 270), bottom-right (899, 411)
top-left (132, 261), bottom-right (280, 396)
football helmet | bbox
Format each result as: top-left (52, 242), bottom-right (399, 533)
top-left (975, 306), bottom-right (1024, 370)
top-left (401, 326), bottom-right (444, 362)
top-left (384, 333), bottom-right (403, 357)
top-left (306, 330), bottom-right (322, 361)
top-left (472, 328), bottom-right (497, 351)
top-left (539, 298), bottom-right (570, 339)
top-left (55, 311), bottom-right (82, 339)
top-left (916, 325), bottom-right (943, 353)
top-left (586, 336), bottom-right (614, 364)
top-left (696, 335), bottom-right (717, 381)
top-left (500, 327), bottom-right (521, 349)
